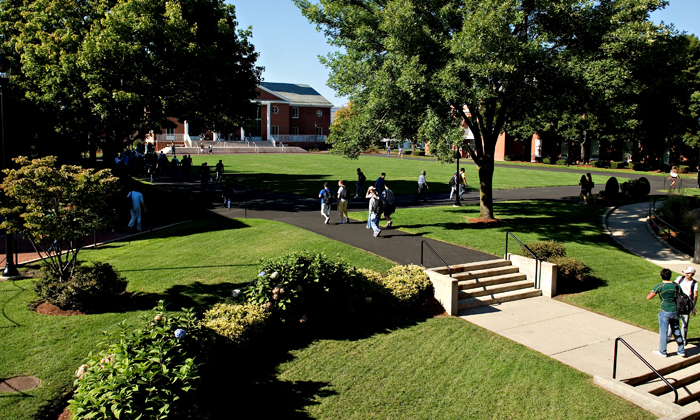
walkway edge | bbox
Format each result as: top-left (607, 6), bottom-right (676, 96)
top-left (644, 217), bottom-right (694, 262)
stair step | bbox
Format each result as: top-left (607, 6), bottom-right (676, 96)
top-left (655, 374), bottom-right (700, 405)
top-left (453, 266), bottom-right (520, 281)
top-left (430, 259), bottom-right (510, 276)
top-left (458, 280), bottom-right (534, 299)
top-left (636, 363), bottom-right (700, 397)
top-left (624, 355), bottom-right (700, 386)
top-left (457, 288), bottom-right (542, 310)
top-left (458, 272), bottom-right (528, 290)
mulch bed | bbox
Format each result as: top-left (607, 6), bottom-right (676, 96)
top-left (34, 302), bottom-right (84, 316)
top-left (57, 408), bottom-right (71, 420)
top-left (468, 217), bottom-right (501, 228)
top-left (422, 297), bottom-right (449, 318)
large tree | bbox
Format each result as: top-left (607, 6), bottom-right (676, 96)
top-left (1, 0), bottom-right (262, 161)
top-left (296, 0), bottom-right (667, 218)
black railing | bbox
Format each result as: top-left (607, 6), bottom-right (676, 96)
top-left (420, 240), bottom-right (451, 277)
top-left (648, 196), bottom-right (694, 250)
top-left (613, 337), bottom-right (678, 404)
top-left (505, 232), bottom-right (541, 288)
top-left (663, 177), bottom-right (685, 191)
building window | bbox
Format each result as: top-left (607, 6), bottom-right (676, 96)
top-left (316, 127), bottom-right (323, 136)
top-left (292, 107), bottom-right (299, 118)
top-left (316, 110), bottom-right (323, 117)
top-left (271, 106), bottom-right (279, 114)
top-left (166, 128), bottom-right (175, 135)
top-left (291, 127), bottom-right (299, 135)
top-left (271, 125), bottom-right (279, 136)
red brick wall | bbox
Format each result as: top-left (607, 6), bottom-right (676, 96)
top-left (291, 107), bottom-right (331, 135)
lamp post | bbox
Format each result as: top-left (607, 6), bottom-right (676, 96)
top-left (0, 51), bottom-right (20, 279)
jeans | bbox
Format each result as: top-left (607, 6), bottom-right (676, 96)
top-left (668, 313), bottom-right (690, 344)
top-left (370, 213), bottom-right (380, 234)
top-left (128, 206), bottom-right (142, 231)
top-left (659, 310), bottom-right (684, 356)
top-left (356, 182), bottom-right (365, 197)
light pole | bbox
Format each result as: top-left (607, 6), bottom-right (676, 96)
top-left (0, 51), bottom-right (20, 279)
top-left (454, 146), bottom-right (461, 207)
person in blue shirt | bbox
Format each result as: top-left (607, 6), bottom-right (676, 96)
top-left (127, 190), bottom-right (146, 232)
top-left (375, 173), bottom-right (386, 191)
top-left (318, 182), bottom-right (333, 224)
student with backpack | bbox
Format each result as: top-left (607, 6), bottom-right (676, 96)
top-left (337, 180), bottom-right (349, 224)
top-left (670, 267), bottom-right (698, 346)
top-left (318, 182), bottom-right (333, 224)
top-left (647, 268), bottom-right (686, 358)
top-left (367, 186), bottom-right (382, 237)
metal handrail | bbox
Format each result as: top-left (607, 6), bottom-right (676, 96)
top-left (613, 337), bottom-right (678, 404)
top-left (420, 240), bottom-right (451, 277)
top-left (663, 177), bottom-right (684, 191)
top-left (649, 196), bottom-right (694, 248)
top-left (505, 232), bottom-right (541, 288)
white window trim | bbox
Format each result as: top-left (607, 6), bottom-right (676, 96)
top-left (292, 107), bottom-right (299, 119)
top-left (271, 125), bottom-right (279, 136)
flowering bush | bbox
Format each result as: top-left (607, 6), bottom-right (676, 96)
top-left (203, 302), bottom-right (269, 345)
top-left (69, 301), bottom-right (206, 420)
top-left (244, 252), bottom-right (369, 324)
top-left (34, 261), bottom-right (127, 312)
top-left (360, 265), bottom-right (433, 307)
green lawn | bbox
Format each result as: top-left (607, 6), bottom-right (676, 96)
top-left (0, 217), bottom-right (393, 420)
top-left (352, 201), bottom-right (686, 335)
top-left (187, 154), bottom-right (585, 197)
top-left (0, 213), bottom-right (654, 419)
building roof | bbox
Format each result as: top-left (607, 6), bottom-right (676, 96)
top-left (259, 82), bottom-right (334, 107)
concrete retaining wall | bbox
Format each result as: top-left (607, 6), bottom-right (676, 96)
top-left (506, 254), bottom-right (558, 298)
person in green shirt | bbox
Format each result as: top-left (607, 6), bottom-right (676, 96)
top-left (647, 268), bottom-right (686, 357)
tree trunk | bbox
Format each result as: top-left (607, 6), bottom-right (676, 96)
top-left (477, 161), bottom-right (495, 219)
top-left (580, 130), bottom-right (588, 164)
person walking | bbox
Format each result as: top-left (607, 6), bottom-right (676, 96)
top-left (215, 160), bottom-right (224, 181)
top-left (199, 162), bottom-right (210, 189)
top-left (127, 190), bottom-right (147, 232)
top-left (375, 173), bottom-right (386, 191)
top-left (381, 184), bottom-right (395, 228)
top-left (415, 170), bottom-right (429, 203)
top-left (337, 180), bottom-right (349, 224)
top-left (578, 175), bottom-right (588, 205)
top-left (669, 166), bottom-right (680, 190)
top-left (673, 267), bottom-right (698, 346)
top-left (355, 168), bottom-right (366, 198)
top-left (398, 146), bottom-right (403, 159)
top-left (449, 171), bottom-right (459, 199)
top-left (318, 182), bottom-right (333, 224)
top-left (647, 268), bottom-right (686, 358)
top-left (367, 186), bottom-right (382, 237)
top-left (585, 173), bottom-right (593, 200)
top-left (459, 168), bottom-right (467, 199)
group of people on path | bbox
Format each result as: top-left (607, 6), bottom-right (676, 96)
top-left (648, 267), bottom-right (698, 358)
top-left (578, 173), bottom-right (594, 205)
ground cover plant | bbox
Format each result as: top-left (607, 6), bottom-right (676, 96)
top-left (187, 154), bottom-right (585, 197)
top-left (0, 217), bottom-right (392, 420)
top-left (352, 201), bottom-right (691, 336)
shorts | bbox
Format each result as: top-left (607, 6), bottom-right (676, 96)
top-left (337, 200), bottom-right (348, 214)
top-left (321, 203), bottom-right (331, 215)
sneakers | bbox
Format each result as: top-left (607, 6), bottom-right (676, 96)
top-left (339, 220), bottom-right (345, 224)
top-left (346, 217), bottom-right (350, 223)
top-left (386, 221), bottom-right (392, 228)
top-left (681, 353), bottom-right (688, 358)
top-left (373, 230), bottom-right (381, 237)
top-left (651, 350), bottom-right (667, 358)
top-left (324, 218), bottom-right (329, 224)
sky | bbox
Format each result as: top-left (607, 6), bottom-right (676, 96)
top-left (229, 0), bottom-right (700, 109)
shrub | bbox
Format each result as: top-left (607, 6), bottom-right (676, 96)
top-left (679, 165), bottom-right (690, 174)
top-left (620, 177), bottom-right (651, 198)
top-left (204, 302), bottom-right (269, 345)
top-left (34, 261), bottom-right (127, 312)
top-left (363, 145), bottom-right (380, 153)
top-left (69, 301), bottom-right (205, 420)
top-left (591, 160), bottom-right (609, 168)
top-left (629, 161), bottom-right (646, 171)
top-left (244, 252), bottom-right (369, 324)
top-left (656, 195), bottom-right (700, 234)
top-left (609, 161), bottom-right (627, 169)
top-left (604, 177), bottom-right (619, 197)
top-left (418, 151), bottom-right (426, 156)
top-left (549, 256), bottom-right (592, 281)
top-left (379, 265), bottom-right (433, 306)
top-left (555, 159), bottom-right (568, 166)
top-left (542, 157), bottom-right (554, 164)
top-left (520, 240), bottom-right (566, 260)
top-left (504, 155), bottom-right (522, 162)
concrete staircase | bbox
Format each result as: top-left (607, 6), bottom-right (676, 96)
top-left (624, 356), bottom-right (700, 407)
top-left (430, 259), bottom-right (542, 311)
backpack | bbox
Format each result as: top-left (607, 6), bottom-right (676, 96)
top-left (370, 196), bottom-right (383, 214)
top-left (359, 172), bottom-right (366, 184)
top-left (339, 186), bottom-right (347, 200)
top-left (323, 189), bottom-right (332, 204)
top-left (449, 176), bottom-right (456, 187)
top-left (675, 282), bottom-right (695, 315)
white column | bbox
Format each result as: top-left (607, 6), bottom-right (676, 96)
top-left (184, 120), bottom-right (189, 136)
top-left (241, 127), bottom-right (245, 140)
top-left (266, 102), bottom-right (271, 140)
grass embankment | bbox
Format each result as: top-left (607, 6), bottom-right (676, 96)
top-left (187, 154), bottom-right (585, 197)
top-left (0, 214), bottom-right (653, 419)
top-left (353, 201), bottom-right (685, 335)
top-left (0, 217), bottom-right (392, 420)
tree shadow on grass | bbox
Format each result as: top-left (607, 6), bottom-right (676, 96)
top-left (556, 275), bottom-right (607, 295)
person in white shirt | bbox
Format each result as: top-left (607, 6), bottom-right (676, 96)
top-left (673, 267), bottom-right (698, 346)
top-left (337, 180), bottom-right (349, 224)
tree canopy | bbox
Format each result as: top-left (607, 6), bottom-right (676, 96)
top-left (295, 0), bottom-right (670, 218)
top-left (0, 0), bottom-right (262, 161)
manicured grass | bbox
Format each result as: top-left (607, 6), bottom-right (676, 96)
top-left (187, 154), bottom-right (585, 197)
top-left (0, 217), bottom-right (393, 420)
top-left (352, 201), bottom-right (689, 335)
top-left (271, 316), bottom-right (653, 420)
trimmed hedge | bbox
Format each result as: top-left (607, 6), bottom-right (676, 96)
top-left (679, 165), bottom-right (690, 174)
top-left (204, 302), bottom-right (269, 345)
top-left (548, 256), bottom-right (592, 281)
top-left (609, 161), bottom-right (627, 169)
top-left (504, 155), bottom-right (523, 162)
top-left (555, 159), bottom-right (568, 166)
top-left (591, 160), bottom-right (609, 168)
top-left (542, 157), bottom-right (554, 164)
top-left (629, 161), bottom-right (646, 171)
top-left (620, 177), bottom-right (650, 198)
top-left (605, 177), bottom-right (619, 197)
top-left (520, 240), bottom-right (566, 260)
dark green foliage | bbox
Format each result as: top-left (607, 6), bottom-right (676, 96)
top-left (609, 161), bottom-right (627, 169)
top-left (520, 240), bottom-right (567, 260)
top-left (605, 177), bottom-right (620, 197)
top-left (679, 165), bottom-right (690, 173)
top-left (620, 177), bottom-right (651, 198)
top-left (549, 257), bottom-right (592, 281)
top-left (555, 159), bottom-right (568, 166)
top-left (504, 155), bottom-right (522, 162)
top-left (628, 162), bottom-right (646, 171)
top-left (34, 261), bottom-right (127, 312)
top-left (656, 195), bottom-right (700, 233)
top-left (69, 302), bottom-right (206, 420)
top-left (591, 160), bottom-right (609, 168)
top-left (542, 157), bottom-right (554, 164)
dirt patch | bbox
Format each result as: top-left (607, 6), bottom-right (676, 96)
top-left (422, 297), bottom-right (449, 318)
top-left (57, 408), bottom-right (71, 420)
top-left (35, 302), bottom-right (84, 316)
top-left (468, 217), bottom-right (501, 228)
